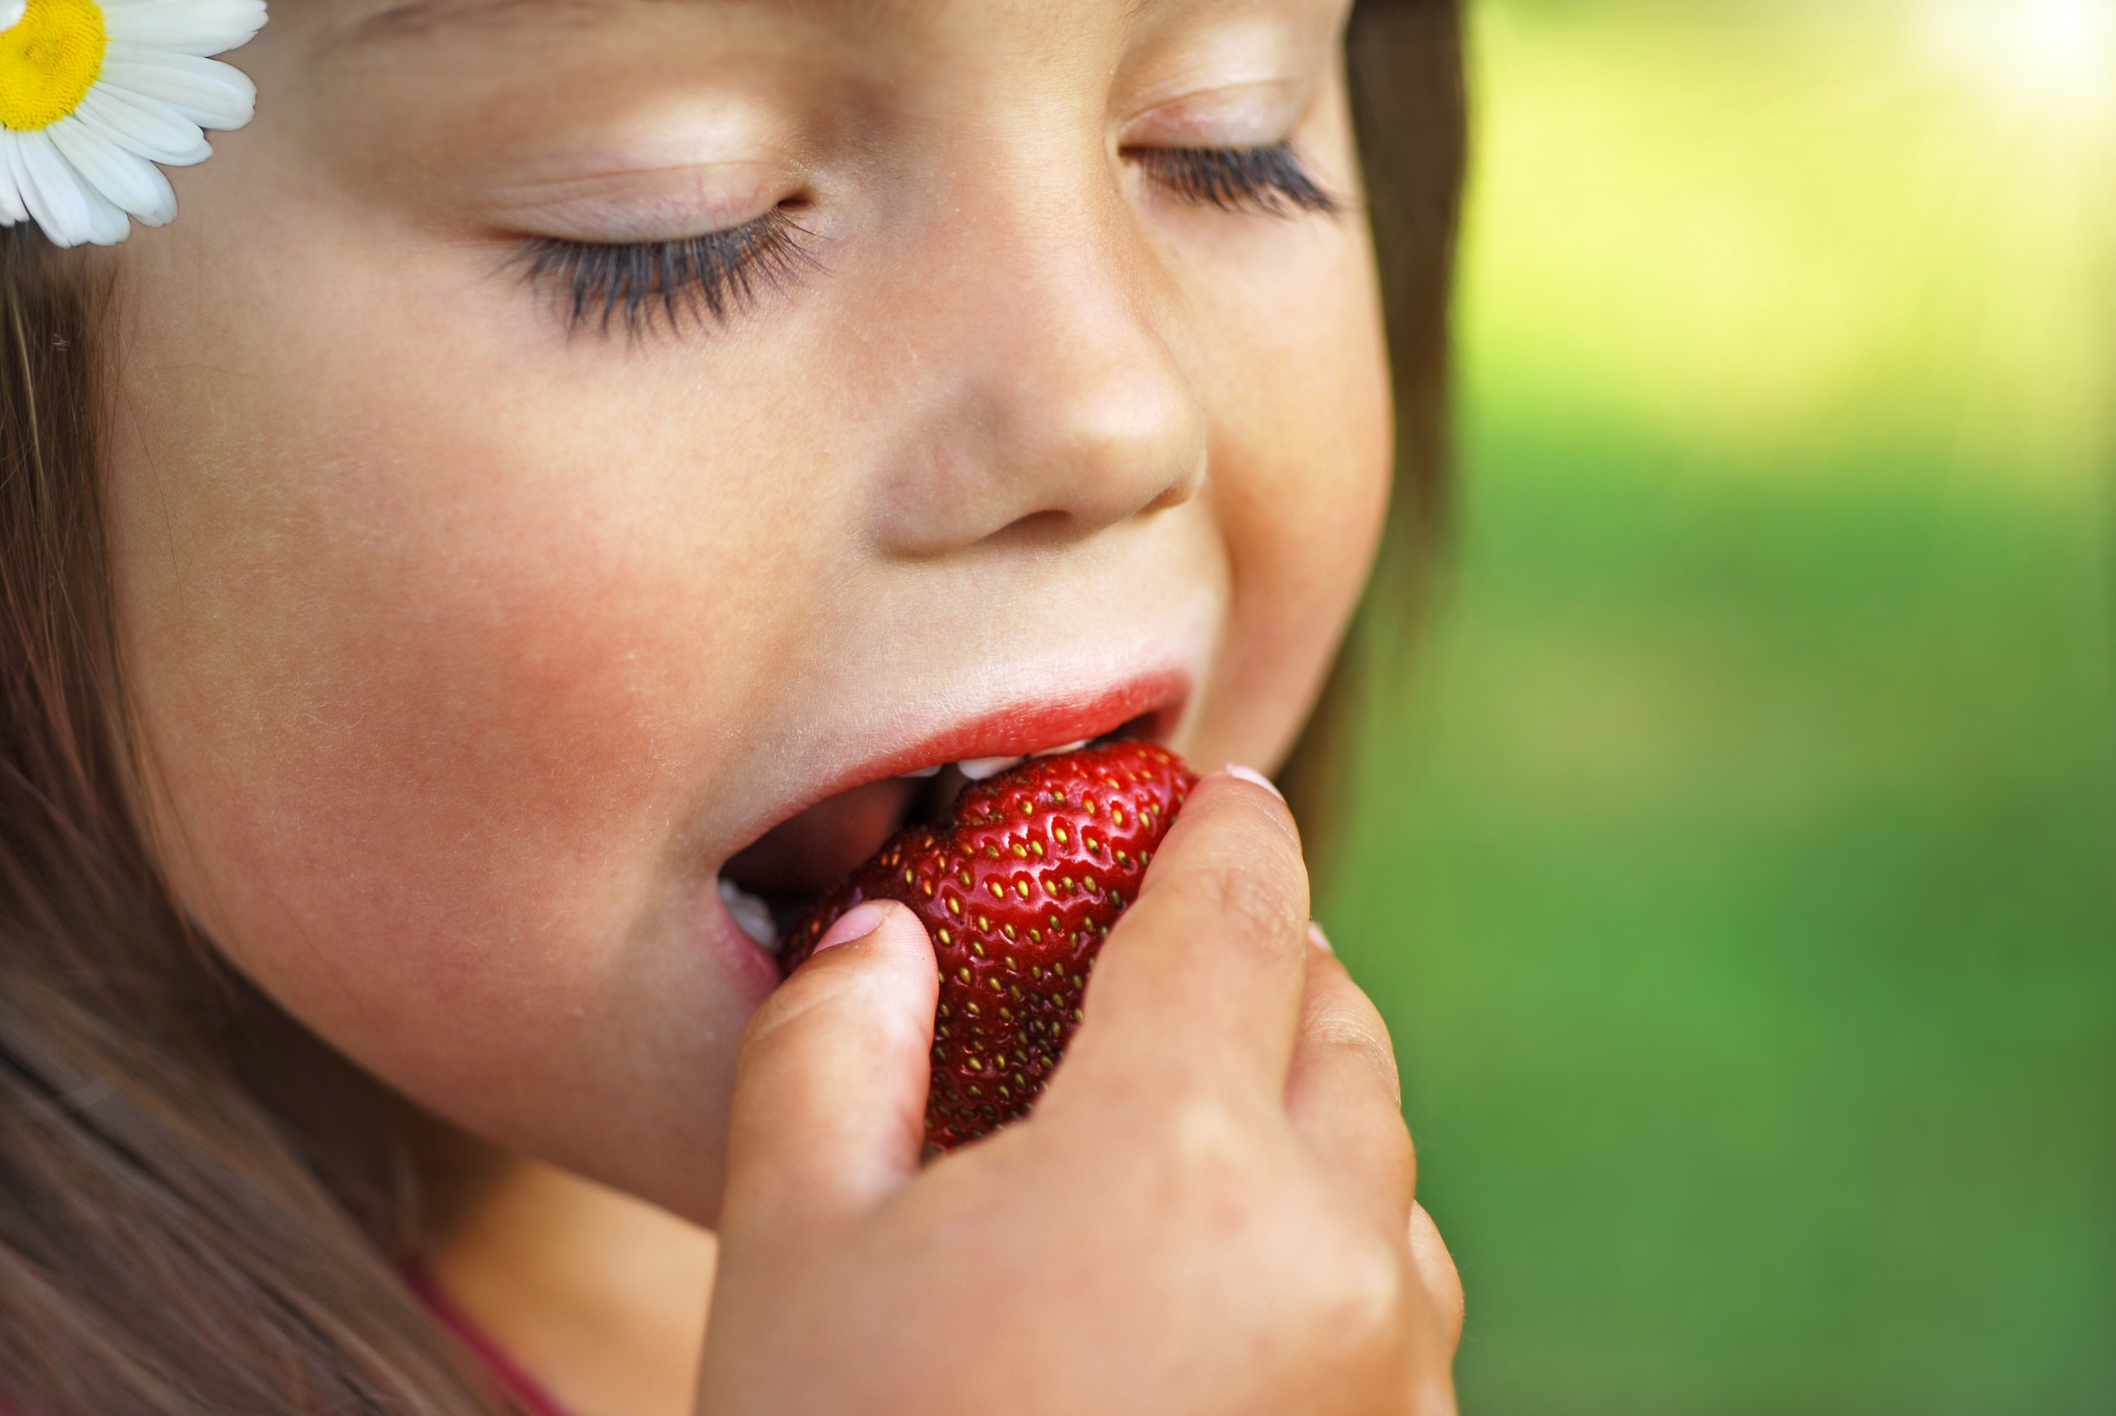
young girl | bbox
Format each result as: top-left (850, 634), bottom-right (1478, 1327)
top-left (0, 0), bottom-right (1466, 1409)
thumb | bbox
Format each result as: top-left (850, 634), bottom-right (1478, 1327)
top-left (720, 900), bottom-right (939, 1239)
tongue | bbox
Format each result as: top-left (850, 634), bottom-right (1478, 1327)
top-left (724, 777), bottom-right (923, 899)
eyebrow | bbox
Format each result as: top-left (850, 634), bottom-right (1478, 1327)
top-left (331, 0), bottom-right (941, 48)
top-left (337, 0), bottom-right (636, 46)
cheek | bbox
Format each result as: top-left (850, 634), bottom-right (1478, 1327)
top-left (105, 290), bottom-right (808, 1215)
top-left (1189, 233), bottom-right (1394, 771)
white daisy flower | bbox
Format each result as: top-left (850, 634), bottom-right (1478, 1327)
top-left (0, 0), bottom-right (265, 247)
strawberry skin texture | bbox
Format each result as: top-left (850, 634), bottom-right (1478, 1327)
top-left (781, 741), bottom-right (1197, 1149)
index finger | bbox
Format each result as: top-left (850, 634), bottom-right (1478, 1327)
top-left (1054, 767), bottom-right (1312, 1102)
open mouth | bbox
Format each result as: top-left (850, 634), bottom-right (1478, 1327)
top-left (715, 707), bottom-right (1172, 956)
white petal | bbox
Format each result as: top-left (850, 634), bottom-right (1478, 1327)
top-left (79, 181), bottom-right (134, 246)
top-left (98, 49), bottom-right (256, 130)
top-left (101, 0), bottom-right (266, 57)
top-left (76, 85), bottom-right (211, 166)
top-left (0, 135), bottom-right (35, 231)
top-left (0, 135), bottom-right (28, 227)
top-left (48, 117), bottom-right (176, 225)
top-left (15, 130), bottom-right (103, 248)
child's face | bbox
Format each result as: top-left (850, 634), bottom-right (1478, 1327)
top-left (106, 0), bottom-right (1389, 1222)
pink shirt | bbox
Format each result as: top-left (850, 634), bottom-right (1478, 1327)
top-left (403, 1266), bottom-right (577, 1416)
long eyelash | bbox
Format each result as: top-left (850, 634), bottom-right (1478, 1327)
top-left (1130, 143), bottom-right (1342, 217)
top-left (512, 207), bottom-right (818, 338)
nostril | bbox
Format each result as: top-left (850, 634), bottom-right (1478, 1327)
top-left (1147, 444), bottom-right (1207, 513)
top-left (977, 441), bottom-right (1203, 548)
top-left (991, 507), bottom-right (1076, 547)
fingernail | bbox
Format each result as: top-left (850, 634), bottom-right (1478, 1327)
top-left (1223, 763), bottom-right (1284, 802)
top-left (814, 901), bottom-right (888, 954)
top-left (1307, 921), bottom-right (1334, 955)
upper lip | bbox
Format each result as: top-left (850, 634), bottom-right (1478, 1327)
top-left (856, 670), bottom-right (1188, 782)
top-left (709, 667), bottom-right (1190, 880)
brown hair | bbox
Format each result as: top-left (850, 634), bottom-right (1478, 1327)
top-left (1283, 0), bottom-right (1467, 868)
top-left (0, 5), bottom-right (1462, 1410)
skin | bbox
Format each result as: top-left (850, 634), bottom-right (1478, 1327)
top-left (104, 0), bottom-right (1461, 1409)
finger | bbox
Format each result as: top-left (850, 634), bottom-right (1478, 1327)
top-left (1282, 937), bottom-right (1415, 1228)
top-left (1409, 1203), bottom-right (1466, 1355)
top-left (1058, 768), bottom-right (1311, 1102)
top-left (719, 901), bottom-right (939, 1240)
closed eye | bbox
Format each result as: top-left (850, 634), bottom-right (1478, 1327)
top-left (511, 205), bottom-right (817, 339)
top-left (516, 142), bottom-right (1335, 339)
top-left (1126, 142), bottom-right (1342, 216)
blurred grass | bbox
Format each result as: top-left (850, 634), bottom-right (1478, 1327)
top-left (1325, 2), bottom-right (2116, 1411)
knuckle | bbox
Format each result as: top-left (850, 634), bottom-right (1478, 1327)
top-left (1278, 1219), bottom-right (1415, 1370)
top-left (1143, 1112), bottom-right (1425, 1397)
top-left (1167, 1092), bottom-right (1259, 1170)
top-left (1151, 1093), bottom-right (1272, 1196)
top-left (1183, 858), bottom-right (1306, 950)
top-left (1143, 1094), bottom-right (1286, 1225)
top-left (1335, 1240), bottom-right (1415, 1345)
top-left (1409, 1205), bottom-right (1463, 1332)
top-left (1303, 1003), bottom-right (1404, 1106)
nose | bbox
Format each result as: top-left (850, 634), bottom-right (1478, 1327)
top-left (861, 149), bottom-right (1209, 557)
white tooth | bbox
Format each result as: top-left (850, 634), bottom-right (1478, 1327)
top-left (957, 755), bottom-right (1024, 781)
top-left (898, 764), bottom-right (943, 779)
top-left (718, 877), bottom-right (780, 952)
top-left (1033, 739), bottom-right (1091, 758)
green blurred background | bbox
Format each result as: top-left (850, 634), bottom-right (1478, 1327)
top-left (1326, 1), bottom-right (2116, 1410)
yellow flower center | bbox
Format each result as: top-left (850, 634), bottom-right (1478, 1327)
top-left (0, 0), bottom-right (106, 132)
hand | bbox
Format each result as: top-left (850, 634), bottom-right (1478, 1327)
top-left (697, 769), bottom-right (1464, 1415)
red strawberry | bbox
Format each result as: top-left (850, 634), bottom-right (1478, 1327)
top-left (781, 741), bottom-right (1196, 1149)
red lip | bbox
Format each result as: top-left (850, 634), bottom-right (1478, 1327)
top-left (866, 670), bottom-right (1189, 782)
top-left (714, 670), bottom-right (1190, 911)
